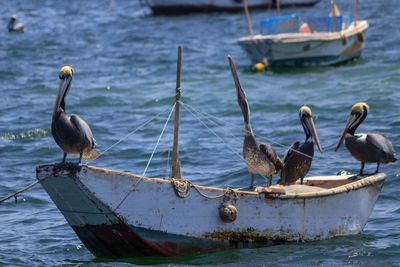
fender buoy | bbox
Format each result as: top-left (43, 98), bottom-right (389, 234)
top-left (219, 203), bottom-right (237, 222)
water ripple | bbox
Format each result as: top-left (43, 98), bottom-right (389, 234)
top-left (1, 129), bottom-right (50, 140)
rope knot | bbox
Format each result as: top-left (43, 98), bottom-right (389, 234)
top-left (171, 178), bottom-right (191, 198)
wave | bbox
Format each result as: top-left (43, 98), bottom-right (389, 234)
top-left (1, 129), bottom-right (50, 140)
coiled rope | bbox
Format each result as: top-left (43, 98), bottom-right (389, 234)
top-left (171, 178), bottom-right (238, 199)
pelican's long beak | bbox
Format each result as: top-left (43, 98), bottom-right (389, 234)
top-left (306, 116), bottom-right (323, 154)
top-left (228, 56), bottom-right (247, 103)
top-left (334, 113), bottom-right (356, 152)
top-left (52, 75), bottom-right (72, 121)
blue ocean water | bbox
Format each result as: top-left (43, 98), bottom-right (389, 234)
top-left (0, 0), bottom-right (399, 265)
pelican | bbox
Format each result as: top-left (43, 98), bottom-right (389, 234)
top-left (335, 102), bottom-right (397, 175)
top-left (8, 15), bottom-right (25, 33)
top-left (51, 66), bottom-right (100, 167)
top-left (228, 56), bottom-right (284, 189)
top-left (278, 106), bottom-right (323, 185)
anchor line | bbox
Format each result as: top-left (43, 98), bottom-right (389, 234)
top-left (114, 103), bottom-right (176, 212)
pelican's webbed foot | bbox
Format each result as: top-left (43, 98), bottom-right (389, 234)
top-left (53, 162), bottom-right (67, 170)
top-left (70, 162), bottom-right (82, 172)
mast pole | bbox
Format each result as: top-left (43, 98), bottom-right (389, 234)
top-left (277, 0), bottom-right (280, 17)
top-left (170, 46), bottom-right (182, 179)
top-left (242, 0), bottom-right (254, 38)
top-left (355, 0), bottom-right (359, 26)
top-left (331, 0), bottom-right (336, 32)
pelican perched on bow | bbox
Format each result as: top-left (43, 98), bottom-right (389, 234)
top-left (278, 106), bottom-right (323, 185)
top-left (335, 102), bottom-right (397, 175)
top-left (51, 66), bottom-right (100, 166)
top-left (228, 56), bottom-right (284, 189)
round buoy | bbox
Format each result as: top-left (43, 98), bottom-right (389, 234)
top-left (252, 62), bottom-right (265, 72)
top-left (219, 203), bottom-right (237, 222)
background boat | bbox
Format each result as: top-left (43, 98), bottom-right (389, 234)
top-left (145, 0), bottom-right (321, 15)
top-left (238, 0), bottom-right (368, 66)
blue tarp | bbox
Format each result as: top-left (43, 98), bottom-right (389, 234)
top-left (260, 15), bottom-right (351, 35)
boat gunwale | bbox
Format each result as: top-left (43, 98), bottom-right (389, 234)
top-left (36, 164), bottom-right (386, 199)
top-left (238, 20), bottom-right (368, 44)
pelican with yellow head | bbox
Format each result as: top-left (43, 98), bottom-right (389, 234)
top-left (8, 14), bottom-right (25, 33)
top-left (335, 102), bottom-right (397, 175)
top-left (278, 106), bottom-right (323, 185)
top-left (51, 66), bottom-right (100, 167)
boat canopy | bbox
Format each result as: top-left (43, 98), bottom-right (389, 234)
top-left (260, 15), bottom-right (351, 35)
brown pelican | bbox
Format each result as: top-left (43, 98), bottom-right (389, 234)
top-left (51, 66), bottom-right (100, 166)
top-left (228, 56), bottom-right (284, 189)
top-left (8, 15), bottom-right (25, 33)
top-left (335, 102), bottom-right (397, 175)
top-left (278, 106), bottom-right (323, 185)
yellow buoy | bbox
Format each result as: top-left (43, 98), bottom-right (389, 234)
top-left (252, 62), bottom-right (265, 72)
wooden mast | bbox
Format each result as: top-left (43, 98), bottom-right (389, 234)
top-left (331, 0), bottom-right (336, 32)
top-left (355, 0), bottom-right (359, 26)
top-left (242, 0), bottom-right (254, 38)
top-left (170, 46), bottom-right (182, 179)
top-left (277, 0), bottom-right (281, 17)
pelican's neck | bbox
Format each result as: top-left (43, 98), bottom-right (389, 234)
top-left (60, 98), bottom-right (66, 112)
top-left (347, 124), bottom-right (359, 136)
top-left (301, 116), bottom-right (312, 142)
top-left (8, 19), bottom-right (14, 31)
top-left (241, 104), bottom-right (254, 137)
top-left (244, 123), bottom-right (253, 137)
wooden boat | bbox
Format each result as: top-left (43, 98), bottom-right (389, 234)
top-left (238, 0), bottom-right (368, 66)
top-left (145, 0), bottom-right (321, 15)
top-left (36, 47), bottom-right (385, 258)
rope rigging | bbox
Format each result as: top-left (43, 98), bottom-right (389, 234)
top-left (88, 103), bottom-right (175, 161)
top-left (114, 103), bottom-right (176, 212)
top-left (180, 100), bottom-right (314, 160)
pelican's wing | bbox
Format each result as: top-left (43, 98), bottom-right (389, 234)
top-left (282, 141), bottom-right (300, 164)
top-left (259, 143), bottom-right (284, 170)
top-left (70, 114), bottom-right (94, 143)
top-left (70, 114), bottom-right (100, 160)
top-left (366, 133), bottom-right (396, 156)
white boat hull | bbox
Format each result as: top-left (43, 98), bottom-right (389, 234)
top-left (238, 21), bottom-right (368, 66)
top-left (145, 0), bottom-right (321, 14)
top-left (36, 163), bottom-right (385, 258)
